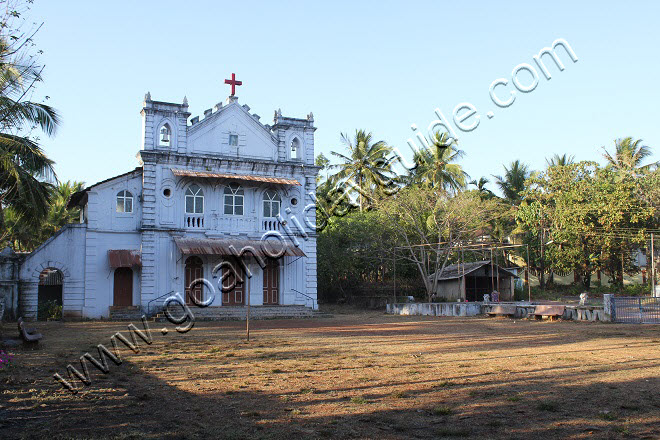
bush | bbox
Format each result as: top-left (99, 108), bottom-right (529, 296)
top-left (38, 300), bottom-right (62, 321)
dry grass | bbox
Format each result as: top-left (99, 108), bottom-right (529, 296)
top-left (1, 311), bottom-right (659, 439)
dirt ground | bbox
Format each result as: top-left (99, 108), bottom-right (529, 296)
top-left (1, 310), bottom-right (659, 440)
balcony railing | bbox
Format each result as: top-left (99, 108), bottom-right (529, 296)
top-left (262, 219), bottom-right (282, 232)
top-left (185, 214), bottom-right (204, 228)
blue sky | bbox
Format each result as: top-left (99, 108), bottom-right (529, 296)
top-left (33, 0), bottom-right (660, 189)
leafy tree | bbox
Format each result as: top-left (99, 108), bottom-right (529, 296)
top-left (406, 132), bottom-right (468, 191)
top-left (602, 137), bottom-right (658, 172)
top-left (376, 187), bottom-right (503, 301)
top-left (519, 162), bottom-right (657, 289)
top-left (329, 130), bottom-right (396, 211)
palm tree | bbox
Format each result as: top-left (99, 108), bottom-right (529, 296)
top-left (602, 137), bottom-right (658, 171)
top-left (0, 36), bottom-right (60, 231)
top-left (546, 153), bottom-right (575, 167)
top-left (407, 132), bottom-right (468, 191)
top-left (329, 130), bottom-right (396, 211)
top-left (469, 177), bottom-right (494, 199)
top-left (493, 160), bottom-right (530, 206)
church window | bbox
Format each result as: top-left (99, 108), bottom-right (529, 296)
top-left (159, 123), bottom-right (171, 147)
top-left (116, 190), bottom-right (133, 213)
top-left (185, 184), bottom-right (204, 214)
top-left (263, 190), bottom-right (281, 218)
top-left (290, 137), bottom-right (300, 159)
top-left (224, 184), bottom-right (244, 215)
top-left (229, 134), bottom-right (238, 146)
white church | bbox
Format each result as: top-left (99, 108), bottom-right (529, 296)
top-left (10, 79), bottom-right (320, 320)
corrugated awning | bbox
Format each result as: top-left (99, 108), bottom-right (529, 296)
top-left (108, 250), bottom-right (142, 268)
top-left (171, 169), bottom-right (301, 186)
top-left (174, 237), bottom-right (306, 257)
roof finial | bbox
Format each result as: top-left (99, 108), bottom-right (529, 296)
top-left (145, 91), bottom-right (151, 101)
top-left (183, 95), bottom-right (188, 106)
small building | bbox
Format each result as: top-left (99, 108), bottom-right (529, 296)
top-left (428, 261), bottom-right (518, 302)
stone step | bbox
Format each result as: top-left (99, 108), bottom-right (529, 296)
top-left (109, 306), bottom-right (145, 321)
top-left (152, 305), bottom-right (315, 322)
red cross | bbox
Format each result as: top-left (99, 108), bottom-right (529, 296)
top-left (224, 73), bottom-right (242, 96)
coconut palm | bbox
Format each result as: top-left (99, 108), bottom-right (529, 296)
top-left (469, 177), bottom-right (494, 199)
top-left (407, 132), bottom-right (468, 191)
top-left (493, 160), bottom-right (530, 206)
top-left (602, 137), bottom-right (658, 171)
top-left (0, 36), bottom-right (60, 231)
top-left (546, 153), bottom-right (575, 167)
top-left (329, 130), bottom-right (396, 211)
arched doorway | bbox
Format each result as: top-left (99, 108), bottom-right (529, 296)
top-left (185, 256), bottom-right (204, 305)
top-left (113, 267), bottom-right (133, 306)
top-left (263, 259), bottom-right (279, 305)
top-left (38, 268), bottom-right (63, 320)
top-left (222, 259), bottom-right (245, 306)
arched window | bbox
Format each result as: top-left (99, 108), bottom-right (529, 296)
top-left (224, 184), bottom-right (244, 215)
top-left (116, 190), bottom-right (133, 213)
top-left (159, 123), bottom-right (171, 147)
top-left (185, 184), bottom-right (204, 214)
top-left (290, 137), bottom-right (301, 160)
top-left (263, 190), bottom-right (281, 218)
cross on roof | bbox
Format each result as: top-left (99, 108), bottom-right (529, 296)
top-left (224, 73), bottom-right (242, 96)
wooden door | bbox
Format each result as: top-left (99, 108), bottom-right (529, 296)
top-left (113, 268), bottom-right (133, 306)
top-left (222, 260), bottom-right (245, 305)
top-left (263, 259), bottom-right (279, 305)
top-left (185, 256), bottom-right (204, 305)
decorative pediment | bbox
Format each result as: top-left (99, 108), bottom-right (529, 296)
top-left (187, 100), bottom-right (277, 160)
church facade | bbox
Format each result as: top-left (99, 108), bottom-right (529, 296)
top-left (13, 87), bottom-right (320, 320)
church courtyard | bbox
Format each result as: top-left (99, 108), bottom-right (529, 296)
top-left (1, 312), bottom-right (659, 439)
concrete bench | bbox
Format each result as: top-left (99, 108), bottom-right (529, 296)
top-left (533, 305), bottom-right (565, 321)
top-left (18, 317), bottom-right (42, 343)
top-left (487, 305), bottom-right (517, 317)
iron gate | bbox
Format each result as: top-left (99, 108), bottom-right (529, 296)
top-left (612, 297), bottom-right (660, 324)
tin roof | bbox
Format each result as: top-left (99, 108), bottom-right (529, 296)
top-left (108, 249), bottom-right (142, 268)
top-left (429, 261), bottom-right (518, 281)
top-left (171, 169), bottom-right (301, 186)
top-left (174, 237), bottom-right (306, 257)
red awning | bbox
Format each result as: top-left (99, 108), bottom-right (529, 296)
top-left (108, 250), bottom-right (142, 268)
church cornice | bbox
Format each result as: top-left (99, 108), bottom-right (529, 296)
top-left (138, 150), bottom-right (321, 177)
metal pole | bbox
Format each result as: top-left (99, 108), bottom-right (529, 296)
top-left (490, 249), bottom-right (494, 293)
top-left (526, 244), bottom-right (531, 302)
top-left (393, 249), bottom-right (397, 304)
top-left (246, 277), bottom-right (251, 342)
top-left (652, 233), bottom-right (656, 297)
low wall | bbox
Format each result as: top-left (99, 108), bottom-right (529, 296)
top-left (386, 302), bottom-right (482, 317)
top-left (387, 302), bottom-right (611, 322)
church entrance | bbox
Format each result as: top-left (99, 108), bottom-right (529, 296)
top-left (38, 268), bottom-right (63, 320)
top-left (222, 260), bottom-right (245, 306)
top-left (185, 256), bottom-right (204, 305)
top-left (113, 268), bottom-right (133, 306)
top-left (263, 259), bottom-right (279, 305)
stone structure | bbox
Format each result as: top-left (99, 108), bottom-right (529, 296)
top-left (8, 90), bottom-right (320, 320)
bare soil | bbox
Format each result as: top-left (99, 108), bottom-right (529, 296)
top-left (1, 311), bottom-right (659, 439)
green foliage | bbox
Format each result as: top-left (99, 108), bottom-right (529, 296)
top-left (3, 180), bottom-right (83, 250)
top-left (38, 299), bottom-right (62, 320)
top-left (406, 132), bottom-right (468, 191)
top-left (518, 161), bottom-right (657, 289)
